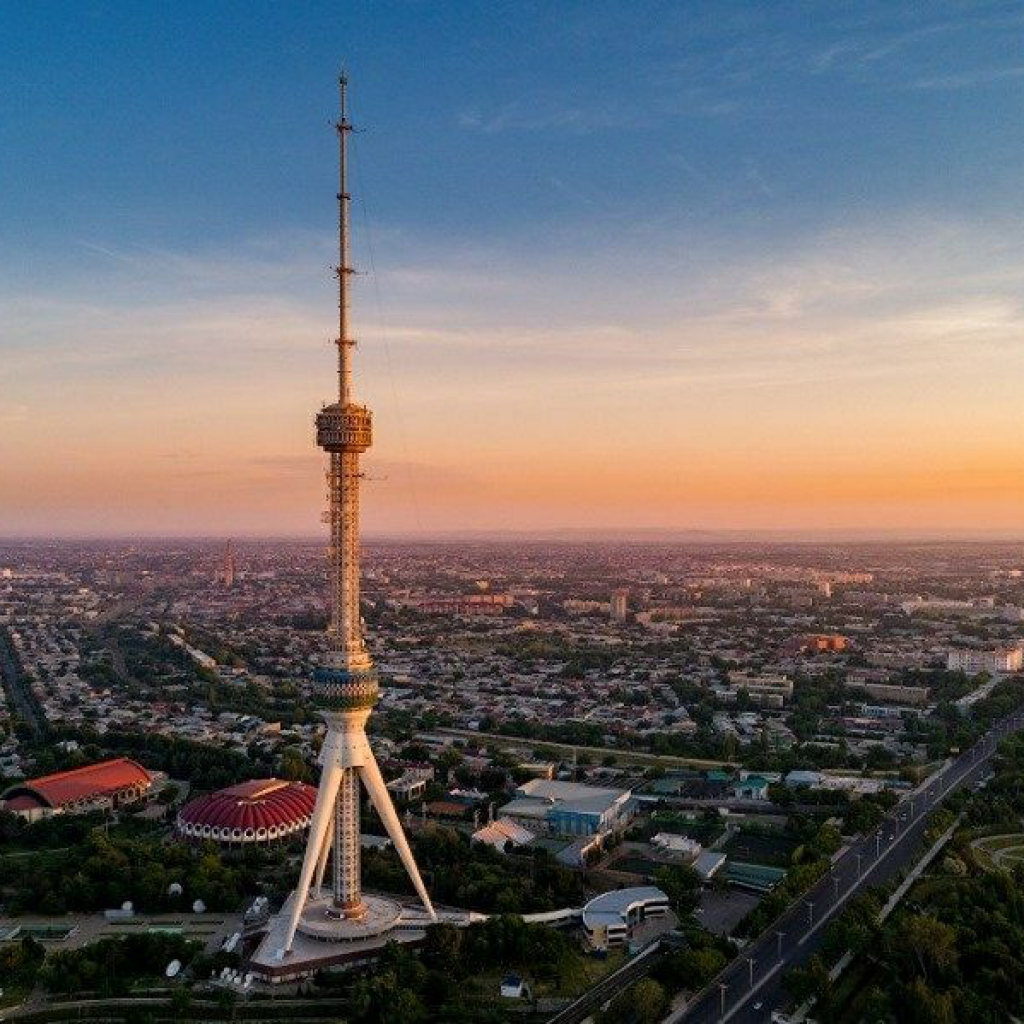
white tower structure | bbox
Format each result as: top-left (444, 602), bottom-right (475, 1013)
top-left (276, 74), bottom-right (436, 959)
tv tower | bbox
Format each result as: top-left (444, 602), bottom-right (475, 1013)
top-left (224, 539), bottom-right (236, 589)
top-left (277, 74), bottom-right (435, 958)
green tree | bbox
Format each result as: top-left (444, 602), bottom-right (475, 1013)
top-left (599, 978), bottom-right (668, 1024)
top-left (783, 955), bottom-right (831, 1007)
top-left (654, 863), bottom-right (701, 919)
top-left (665, 947), bottom-right (726, 990)
top-left (902, 977), bottom-right (955, 1024)
top-left (903, 914), bottom-right (958, 981)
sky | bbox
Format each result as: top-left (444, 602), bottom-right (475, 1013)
top-left (2, 0), bottom-right (1024, 538)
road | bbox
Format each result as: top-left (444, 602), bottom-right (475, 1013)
top-left (666, 710), bottom-right (1024, 1024)
top-left (0, 628), bottom-right (46, 736)
top-left (436, 727), bottom-right (738, 770)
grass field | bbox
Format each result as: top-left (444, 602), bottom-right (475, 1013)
top-left (970, 832), bottom-right (1024, 869)
top-left (464, 948), bottom-right (627, 1001)
top-left (720, 830), bottom-right (798, 868)
top-left (607, 853), bottom-right (663, 878)
top-left (649, 814), bottom-right (725, 846)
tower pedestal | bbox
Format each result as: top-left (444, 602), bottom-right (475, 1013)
top-left (248, 890), bottom-right (434, 984)
top-left (296, 893), bottom-right (403, 943)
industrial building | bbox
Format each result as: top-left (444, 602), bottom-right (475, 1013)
top-left (499, 778), bottom-right (635, 838)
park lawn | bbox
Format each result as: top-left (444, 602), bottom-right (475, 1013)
top-left (0, 983), bottom-right (33, 1011)
top-left (720, 830), bottom-right (799, 868)
top-left (974, 833), bottom-right (1024, 852)
top-left (649, 815), bottom-right (726, 847)
top-left (970, 832), bottom-right (1024, 869)
top-left (534, 948), bottom-right (627, 999)
top-left (459, 948), bottom-right (627, 1003)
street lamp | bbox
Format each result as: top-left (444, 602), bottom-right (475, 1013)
top-left (747, 956), bottom-right (755, 987)
top-left (856, 853), bottom-right (863, 878)
top-left (719, 981), bottom-right (729, 1018)
top-left (776, 930), bottom-right (784, 962)
top-left (806, 900), bottom-right (814, 926)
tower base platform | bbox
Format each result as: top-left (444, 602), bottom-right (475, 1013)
top-left (247, 891), bottom-right (436, 984)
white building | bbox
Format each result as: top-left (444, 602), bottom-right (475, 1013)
top-left (947, 647), bottom-right (1023, 675)
top-left (651, 832), bottom-right (701, 858)
top-left (472, 818), bottom-right (535, 853)
top-left (582, 887), bottom-right (669, 950)
top-left (725, 671), bottom-right (794, 707)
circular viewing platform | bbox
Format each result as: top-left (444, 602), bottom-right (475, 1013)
top-left (296, 894), bottom-right (403, 944)
top-left (316, 402), bottom-right (372, 453)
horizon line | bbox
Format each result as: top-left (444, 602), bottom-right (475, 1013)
top-left (3, 527), bottom-right (1024, 545)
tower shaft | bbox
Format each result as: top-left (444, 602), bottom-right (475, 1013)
top-left (327, 450), bottom-right (370, 670)
top-left (332, 767), bottom-right (362, 913)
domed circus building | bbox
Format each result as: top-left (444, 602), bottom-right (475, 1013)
top-left (177, 779), bottom-right (317, 846)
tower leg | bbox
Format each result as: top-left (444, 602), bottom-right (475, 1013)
top-left (313, 805), bottom-right (335, 896)
top-left (281, 759), bottom-right (344, 953)
top-left (358, 748), bottom-right (437, 921)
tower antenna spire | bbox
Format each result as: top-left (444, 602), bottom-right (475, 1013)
top-left (336, 70), bottom-right (353, 405)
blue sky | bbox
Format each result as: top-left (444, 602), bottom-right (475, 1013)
top-left (2, 2), bottom-right (1024, 535)
top-left (4, 2), bottom-right (1022, 253)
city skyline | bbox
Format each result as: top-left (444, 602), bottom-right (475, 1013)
top-left (3, 1), bottom-right (1024, 537)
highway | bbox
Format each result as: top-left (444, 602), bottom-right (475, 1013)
top-left (666, 710), bottom-right (1024, 1024)
top-left (0, 627), bottom-right (46, 736)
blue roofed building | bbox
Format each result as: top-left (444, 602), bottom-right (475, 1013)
top-left (499, 778), bottom-right (635, 839)
top-left (733, 774), bottom-right (770, 800)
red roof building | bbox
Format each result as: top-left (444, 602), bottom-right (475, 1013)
top-left (1, 758), bottom-right (153, 821)
top-left (176, 778), bottom-right (317, 845)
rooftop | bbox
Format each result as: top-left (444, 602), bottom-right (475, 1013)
top-left (1, 757), bottom-right (151, 810)
top-left (582, 886), bottom-right (669, 930)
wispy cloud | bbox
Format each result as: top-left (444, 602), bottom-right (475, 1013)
top-left (547, 175), bottom-right (597, 208)
top-left (76, 240), bottom-right (136, 264)
top-left (459, 100), bottom-right (635, 135)
top-left (907, 64), bottom-right (1024, 91)
top-left (0, 404), bottom-right (28, 424)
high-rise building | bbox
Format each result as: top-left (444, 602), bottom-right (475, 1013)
top-left (224, 539), bottom-right (236, 589)
top-left (250, 75), bottom-right (436, 982)
top-left (610, 588), bottom-right (629, 621)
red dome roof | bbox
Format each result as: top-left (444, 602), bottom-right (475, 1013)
top-left (177, 779), bottom-right (317, 843)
